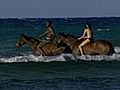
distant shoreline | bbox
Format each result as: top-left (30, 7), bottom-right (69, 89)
top-left (0, 17), bottom-right (120, 19)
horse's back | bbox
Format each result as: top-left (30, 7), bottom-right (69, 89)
top-left (72, 39), bottom-right (115, 55)
top-left (89, 40), bottom-right (115, 55)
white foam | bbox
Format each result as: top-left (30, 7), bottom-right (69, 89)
top-left (97, 29), bottom-right (102, 31)
top-left (0, 53), bottom-right (120, 63)
top-left (76, 54), bottom-right (120, 61)
top-left (106, 29), bottom-right (110, 31)
top-left (115, 46), bottom-right (120, 54)
top-left (97, 28), bottom-right (110, 31)
top-left (0, 47), bottom-right (120, 63)
top-left (0, 54), bottom-right (67, 63)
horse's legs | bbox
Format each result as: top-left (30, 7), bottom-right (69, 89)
top-left (52, 47), bottom-right (65, 55)
top-left (79, 39), bottom-right (90, 55)
top-left (36, 45), bottom-right (46, 56)
top-left (34, 50), bottom-right (41, 56)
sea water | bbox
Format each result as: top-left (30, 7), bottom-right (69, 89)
top-left (0, 17), bottom-right (120, 90)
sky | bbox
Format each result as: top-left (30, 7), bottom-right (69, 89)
top-left (0, 0), bottom-right (120, 18)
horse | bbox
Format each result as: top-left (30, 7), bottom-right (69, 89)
top-left (16, 34), bottom-right (65, 56)
top-left (57, 32), bottom-right (115, 55)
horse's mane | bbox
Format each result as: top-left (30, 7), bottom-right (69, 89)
top-left (59, 32), bottom-right (78, 39)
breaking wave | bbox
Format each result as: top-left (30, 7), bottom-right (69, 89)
top-left (0, 47), bottom-right (120, 63)
top-left (97, 28), bottom-right (110, 31)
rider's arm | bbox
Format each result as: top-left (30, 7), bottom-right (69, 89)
top-left (39, 30), bottom-right (48, 39)
top-left (39, 28), bottom-right (51, 37)
top-left (50, 28), bottom-right (55, 37)
top-left (78, 29), bottom-right (86, 40)
top-left (42, 31), bottom-right (47, 36)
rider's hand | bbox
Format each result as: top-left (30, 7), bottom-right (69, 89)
top-left (39, 35), bottom-right (42, 39)
top-left (78, 38), bottom-right (81, 40)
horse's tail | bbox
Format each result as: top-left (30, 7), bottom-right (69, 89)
top-left (108, 42), bottom-right (115, 55)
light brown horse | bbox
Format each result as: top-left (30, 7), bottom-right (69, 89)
top-left (16, 34), bottom-right (65, 56)
top-left (57, 33), bottom-right (115, 55)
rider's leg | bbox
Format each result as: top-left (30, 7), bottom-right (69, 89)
top-left (79, 39), bottom-right (90, 55)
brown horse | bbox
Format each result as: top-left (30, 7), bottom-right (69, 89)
top-left (16, 34), bottom-right (65, 56)
top-left (57, 33), bottom-right (115, 55)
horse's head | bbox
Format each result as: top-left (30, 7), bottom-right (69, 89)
top-left (57, 32), bottom-right (66, 44)
top-left (57, 32), bottom-right (78, 44)
top-left (16, 34), bottom-right (26, 48)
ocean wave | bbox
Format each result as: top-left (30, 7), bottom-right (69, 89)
top-left (97, 28), bottom-right (110, 31)
top-left (0, 53), bottom-right (120, 63)
top-left (115, 46), bottom-right (120, 54)
top-left (0, 47), bottom-right (120, 63)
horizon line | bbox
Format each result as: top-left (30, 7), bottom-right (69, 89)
top-left (0, 16), bottom-right (120, 19)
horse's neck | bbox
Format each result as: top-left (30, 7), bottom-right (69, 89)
top-left (63, 37), bottom-right (76, 50)
top-left (23, 36), bottom-right (39, 50)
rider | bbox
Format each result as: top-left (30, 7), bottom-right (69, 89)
top-left (78, 22), bottom-right (93, 55)
top-left (39, 20), bottom-right (55, 42)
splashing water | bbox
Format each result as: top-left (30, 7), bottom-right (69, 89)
top-left (0, 53), bottom-right (120, 63)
